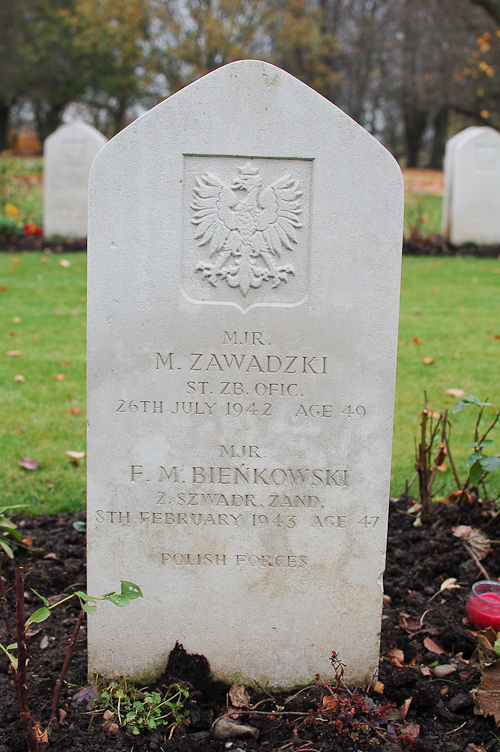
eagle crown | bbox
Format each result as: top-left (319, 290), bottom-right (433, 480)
top-left (231, 162), bottom-right (262, 192)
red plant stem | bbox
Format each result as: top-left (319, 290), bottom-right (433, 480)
top-left (43, 610), bottom-right (84, 745)
top-left (15, 568), bottom-right (39, 752)
top-left (0, 575), bottom-right (13, 644)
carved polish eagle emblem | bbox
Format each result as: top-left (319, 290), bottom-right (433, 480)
top-left (191, 162), bottom-right (303, 296)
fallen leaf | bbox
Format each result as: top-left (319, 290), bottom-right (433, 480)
top-left (53, 309), bottom-right (60, 315)
top-left (399, 698), bottom-right (412, 720)
top-left (387, 648), bottom-right (405, 667)
top-left (437, 462), bottom-right (447, 471)
top-left (373, 680), bottom-right (384, 694)
top-left (72, 684), bottom-right (99, 710)
top-left (453, 526), bottom-right (493, 559)
top-left (80, 322), bottom-right (86, 328)
top-left (322, 696), bottom-right (340, 712)
top-left (14, 375), bottom-right (25, 382)
top-left (43, 553), bottom-right (57, 560)
top-left (229, 684), bottom-right (251, 708)
top-left (104, 723), bottom-right (119, 734)
top-left (71, 309), bottom-right (79, 316)
top-left (422, 356), bottom-right (434, 365)
top-left (426, 409), bottom-right (440, 419)
top-left (399, 723), bottom-right (420, 744)
top-left (58, 709), bottom-right (67, 724)
top-left (58, 259), bottom-right (71, 268)
top-left (0, 286), bottom-right (8, 292)
top-left (70, 406), bottom-right (81, 415)
top-left (26, 627), bottom-right (41, 637)
top-left (40, 635), bottom-right (49, 650)
top-left (446, 388), bottom-right (467, 398)
top-left (40, 256), bottom-right (49, 263)
top-left (55, 374), bottom-right (65, 381)
top-left (61, 359), bottom-right (71, 366)
top-left (7, 350), bottom-right (20, 357)
top-left (423, 637), bottom-right (447, 655)
top-left (103, 710), bottom-right (114, 721)
top-left (420, 665), bottom-right (432, 677)
top-left (18, 458), bottom-right (38, 470)
top-left (22, 537), bottom-right (33, 546)
top-left (473, 657), bottom-right (500, 723)
top-left (412, 337), bottom-right (422, 345)
top-left (66, 451), bottom-right (85, 459)
top-left (13, 316), bottom-right (21, 323)
top-left (398, 612), bottom-right (418, 631)
top-left (439, 577), bottom-right (461, 592)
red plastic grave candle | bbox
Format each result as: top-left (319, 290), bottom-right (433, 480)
top-left (467, 580), bottom-right (500, 630)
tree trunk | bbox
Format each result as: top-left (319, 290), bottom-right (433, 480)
top-left (34, 103), bottom-right (65, 144)
top-left (404, 104), bottom-right (428, 168)
top-left (0, 101), bottom-right (11, 152)
top-left (428, 107), bottom-right (449, 169)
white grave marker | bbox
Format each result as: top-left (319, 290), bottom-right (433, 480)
top-left (87, 61), bottom-right (403, 688)
top-left (43, 121), bottom-right (106, 239)
top-left (443, 125), bottom-right (500, 245)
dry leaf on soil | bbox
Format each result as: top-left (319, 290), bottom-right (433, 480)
top-left (423, 637), bottom-right (447, 655)
top-left (18, 458), bottom-right (38, 470)
top-left (453, 526), bottom-right (493, 560)
top-left (473, 658), bottom-right (500, 724)
top-left (399, 698), bottom-right (412, 720)
top-left (387, 648), bottom-right (405, 667)
top-left (439, 577), bottom-right (461, 593)
top-left (229, 684), bottom-right (251, 708)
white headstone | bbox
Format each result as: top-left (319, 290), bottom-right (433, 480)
top-left (441, 126), bottom-right (477, 238)
top-left (87, 60), bottom-right (403, 689)
top-left (443, 126), bottom-right (500, 245)
top-left (43, 122), bottom-right (107, 239)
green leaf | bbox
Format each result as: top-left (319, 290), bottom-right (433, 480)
top-left (107, 593), bottom-right (131, 607)
top-left (31, 588), bottom-right (49, 606)
top-left (466, 452), bottom-right (482, 468)
top-left (75, 590), bottom-right (94, 602)
top-left (73, 521), bottom-right (86, 532)
top-left (7, 642), bottom-right (18, 650)
top-left (453, 395), bottom-right (492, 414)
top-left (467, 440), bottom-right (495, 448)
top-left (0, 539), bottom-right (14, 559)
top-left (495, 638), bottom-right (500, 656)
top-left (27, 606), bottom-right (51, 624)
top-left (81, 601), bottom-right (97, 615)
top-left (469, 460), bottom-right (484, 486)
top-left (0, 519), bottom-right (17, 530)
top-left (120, 581), bottom-right (143, 599)
top-left (481, 456), bottom-right (500, 473)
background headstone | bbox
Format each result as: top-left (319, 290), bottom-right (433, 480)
top-left (43, 121), bottom-right (106, 239)
top-left (443, 126), bottom-right (500, 245)
top-left (87, 60), bottom-right (403, 689)
top-left (441, 126), bottom-right (477, 239)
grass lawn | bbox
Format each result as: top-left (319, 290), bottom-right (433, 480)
top-left (0, 252), bottom-right (87, 514)
top-left (404, 193), bottom-right (442, 237)
top-left (1, 253), bottom-right (500, 514)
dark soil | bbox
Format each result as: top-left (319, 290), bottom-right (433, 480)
top-left (2, 498), bottom-right (500, 752)
top-left (1, 235), bottom-right (500, 257)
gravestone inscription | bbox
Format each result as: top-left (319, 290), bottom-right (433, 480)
top-left (87, 60), bottom-right (403, 688)
top-left (43, 121), bottom-right (106, 239)
top-left (443, 126), bottom-right (500, 245)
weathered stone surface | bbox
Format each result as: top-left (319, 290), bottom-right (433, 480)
top-left (43, 121), bottom-right (106, 239)
top-left (87, 60), bottom-right (403, 689)
top-left (443, 126), bottom-right (500, 245)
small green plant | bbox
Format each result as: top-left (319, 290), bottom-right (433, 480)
top-left (452, 395), bottom-right (500, 496)
top-left (0, 569), bottom-right (142, 752)
top-left (0, 504), bottom-right (28, 565)
top-left (97, 678), bottom-right (189, 735)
